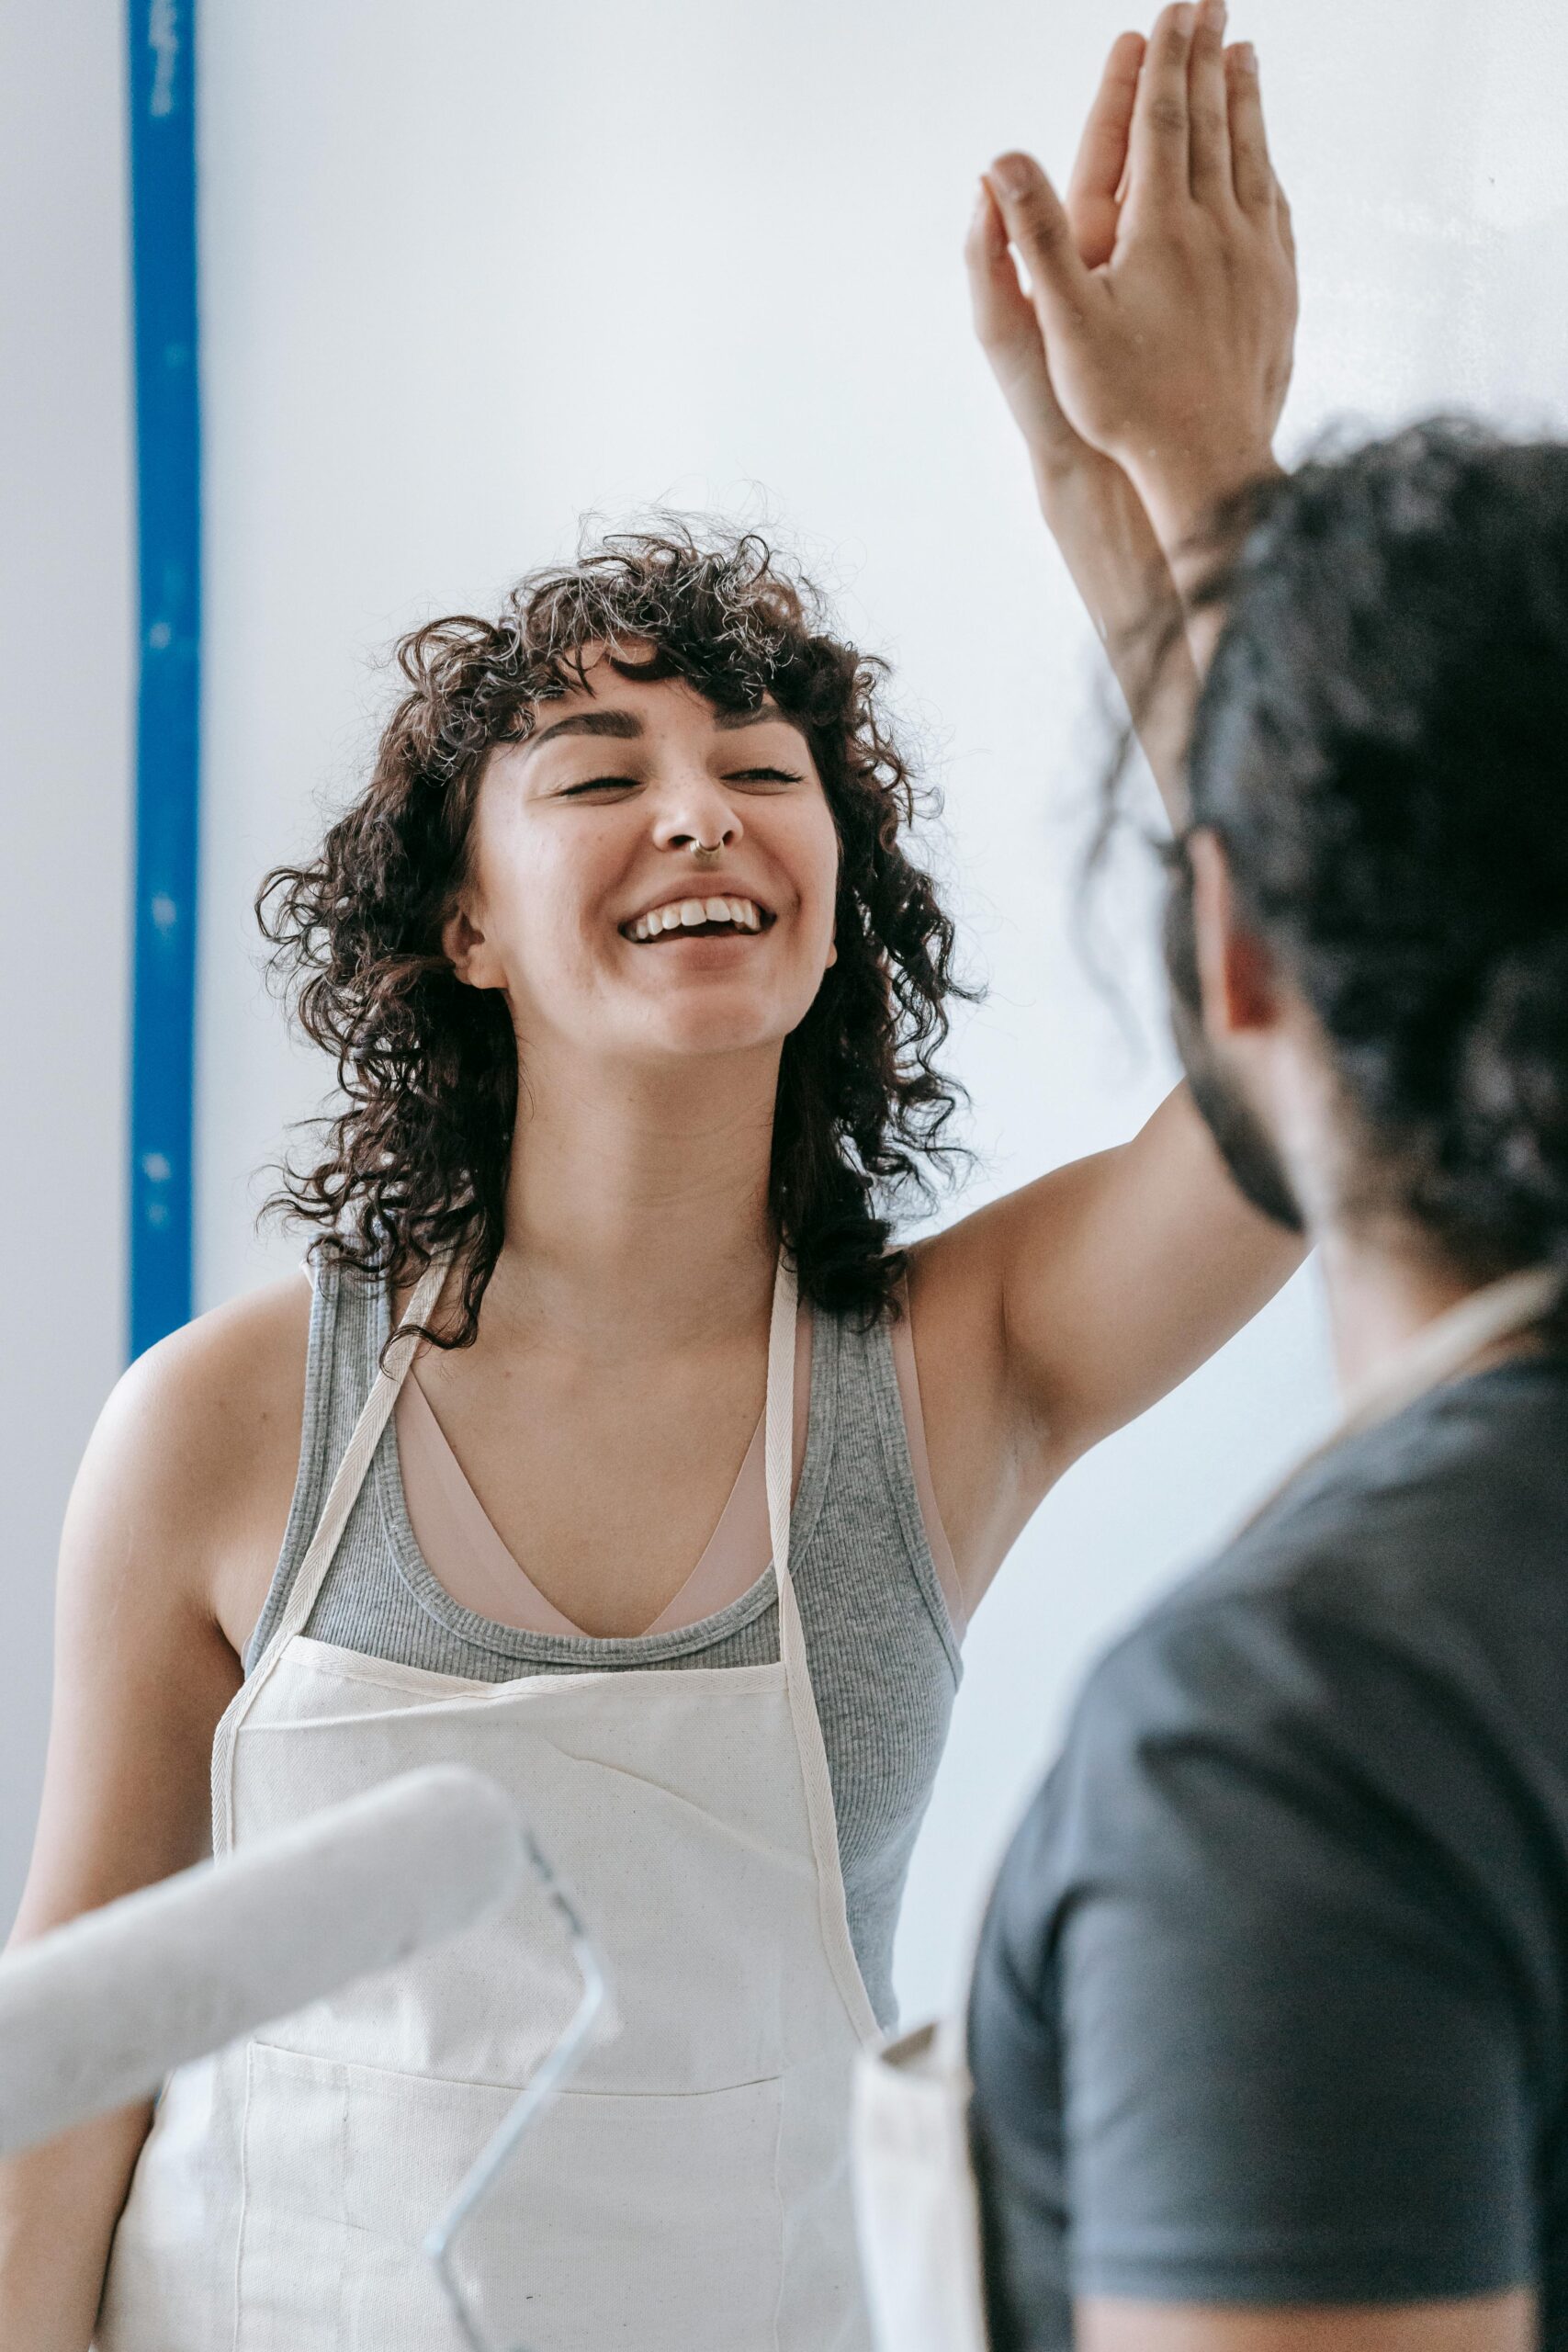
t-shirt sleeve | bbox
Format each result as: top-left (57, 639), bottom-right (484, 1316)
top-left (970, 1590), bottom-right (1542, 2314)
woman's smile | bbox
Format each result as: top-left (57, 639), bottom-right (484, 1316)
top-left (619, 892), bottom-right (775, 944)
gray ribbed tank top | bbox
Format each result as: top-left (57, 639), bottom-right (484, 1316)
top-left (245, 1255), bottom-right (963, 2027)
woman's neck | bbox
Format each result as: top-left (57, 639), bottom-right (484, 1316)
top-left (484, 1045), bottom-right (783, 1351)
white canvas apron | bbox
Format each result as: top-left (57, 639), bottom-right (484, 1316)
top-left (852, 1265), bottom-right (1565, 2352)
top-left (98, 1252), bottom-right (882, 2352)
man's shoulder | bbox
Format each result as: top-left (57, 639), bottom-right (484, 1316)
top-left (1045, 1357), bottom-right (1568, 1898)
top-left (1120, 1352), bottom-right (1568, 1680)
top-left (989, 1360), bottom-right (1568, 1936)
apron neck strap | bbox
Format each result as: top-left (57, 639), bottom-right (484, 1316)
top-left (212, 1251), bottom-right (449, 1849)
top-left (763, 1250), bottom-right (882, 2044)
top-left (248, 1258), bottom-right (447, 1677)
top-left (1337, 1263), bottom-right (1564, 1435)
top-left (763, 1250), bottom-right (798, 1605)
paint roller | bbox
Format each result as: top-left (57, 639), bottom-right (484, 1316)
top-left (0, 1761), bottom-right (608, 2352)
top-left (0, 1763), bottom-right (531, 2158)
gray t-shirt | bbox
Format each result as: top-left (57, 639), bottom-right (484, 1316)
top-left (968, 1351), bottom-right (1568, 2348)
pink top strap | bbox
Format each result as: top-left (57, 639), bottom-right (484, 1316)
top-left (395, 1287), bottom-right (964, 1642)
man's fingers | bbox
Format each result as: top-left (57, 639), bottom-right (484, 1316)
top-left (1224, 41), bottom-right (1274, 214)
top-left (1187, 0), bottom-right (1235, 207)
top-left (1126, 2), bottom-right (1196, 207)
top-left (1066, 30), bottom-right (1146, 268)
top-left (986, 152), bottom-right (1096, 325)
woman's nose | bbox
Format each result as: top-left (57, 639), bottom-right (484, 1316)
top-left (651, 786), bottom-right (743, 855)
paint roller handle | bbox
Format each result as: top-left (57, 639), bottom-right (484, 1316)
top-left (0, 1764), bottom-right (526, 2161)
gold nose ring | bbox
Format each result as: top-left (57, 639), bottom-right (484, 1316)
top-left (689, 842), bottom-right (724, 865)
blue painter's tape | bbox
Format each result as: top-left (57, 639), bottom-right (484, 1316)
top-left (127, 0), bottom-right (201, 1359)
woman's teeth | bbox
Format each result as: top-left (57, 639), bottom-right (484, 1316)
top-left (625, 897), bottom-right (764, 943)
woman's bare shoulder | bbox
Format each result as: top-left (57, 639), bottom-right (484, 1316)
top-left (107, 1271), bottom-right (312, 1476)
top-left (13, 1274), bottom-right (318, 1954)
top-left (76, 1270), bottom-right (315, 1647)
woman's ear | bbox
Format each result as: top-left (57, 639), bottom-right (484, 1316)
top-left (441, 901), bottom-right (502, 989)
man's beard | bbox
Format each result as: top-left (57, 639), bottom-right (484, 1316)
top-left (1164, 873), bottom-right (1307, 1236)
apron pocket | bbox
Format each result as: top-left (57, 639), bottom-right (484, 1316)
top-left (235, 2039), bottom-right (786, 2352)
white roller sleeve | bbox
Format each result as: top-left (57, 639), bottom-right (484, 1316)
top-left (0, 1764), bottom-right (526, 2157)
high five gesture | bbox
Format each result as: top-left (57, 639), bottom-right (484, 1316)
top-left (976, 0), bottom-right (1297, 570)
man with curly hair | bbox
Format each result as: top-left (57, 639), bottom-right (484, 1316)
top-left (857, 11), bottom-right (1568, 2352)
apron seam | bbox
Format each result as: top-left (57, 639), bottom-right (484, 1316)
top-left (245, 1635), bottom-right (789, 1704)
top-left (230, 2041), bottom-right (254, 2352)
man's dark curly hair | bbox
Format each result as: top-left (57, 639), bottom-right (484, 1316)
top-left (256, 524), bottom-right (975, 1350)
top-left (1111, 419), bottom-right (1568, 1303)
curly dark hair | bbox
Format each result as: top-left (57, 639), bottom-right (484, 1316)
top-left (1111, 419), bottom-right (1568, 1295)
top-left (256, 524), bottom-right (975, 1350)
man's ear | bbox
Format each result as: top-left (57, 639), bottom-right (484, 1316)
top-left (1188, 827), bottom-right (1280, 1039)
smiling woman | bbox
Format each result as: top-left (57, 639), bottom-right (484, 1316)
top-left (255, 525), bottom-right (972, 1348)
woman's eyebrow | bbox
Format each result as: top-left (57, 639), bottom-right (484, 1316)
top-left (524, 708), bottom-right (642, 756)
top-left (713, 701), bottom-right (795, 731)
top-left (524, 700), bottom-right (804, 755)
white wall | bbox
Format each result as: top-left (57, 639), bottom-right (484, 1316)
top-left (6, 0), bottom-right (1568, 2003)
top-left (0, 1), bottom-right (131, 1924)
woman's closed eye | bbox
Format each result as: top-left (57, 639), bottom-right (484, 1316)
top-left (557, 766), bottom-right (805, 798)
